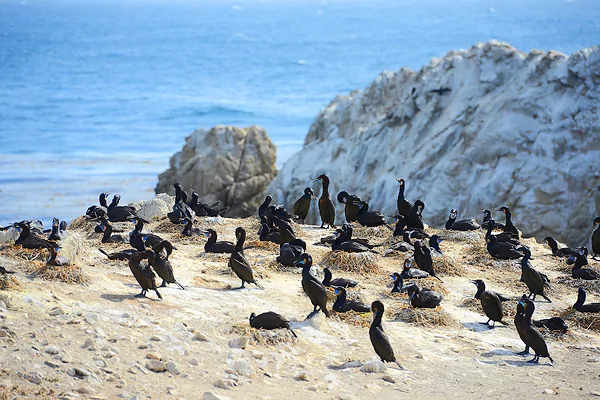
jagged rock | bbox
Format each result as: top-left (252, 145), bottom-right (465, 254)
top-left (129, 194), bottom-right (175, 222)
top-left (155, 125), bottom-right (277, 217)
top-left (268, 41), bottom-right (600, 246)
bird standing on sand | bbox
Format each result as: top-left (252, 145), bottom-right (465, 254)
top-left (128, 250), bottom-right (162, 299)
top-left (369, 301), bottom-right (405, 369)
top-left (516, 298), bottom-right (554, 364)
top-left (292, 188), bottom-right (315, 224)
top-left (471, 279), bottom-right (507, 328)
top-left (295, 253), bottom-right (329, 318)
top-left (313, 174), bottom-right (336, 228)
top-left (229, 227), bottom-right (261, 289)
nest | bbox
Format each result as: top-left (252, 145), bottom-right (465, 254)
top-left (25, 261), bottom-right (88, 285)
top-left (351, 226), bottom-right (393, 241)
top-left (459, 297), bottom-right (517, 318)
top-left (464, 242), bottom-right (491, 266)
top-left (415, 278), bottom-right (449, 295)
top-left (390, 303), bottom-right (458, 327)
top-left (229, 323), bottom-right (296, 346)
top-left (0, 245), bottom-right (46, 262)
top-left (319, 251), bottom-right (380, 275)
top-left (559, 308), bottom-right (600, 332)
top-left (153, 218), bottom-right (185, 234)
top-left (434, 254), bottom-right (466, 277)
top-left (554, 277), bottom-right (600, 294)
top-left (537, 327), bottom-right (578, 343)
top-left (0, 275), bottom-right (22, 291)
top-left (67, 216), bottom-right (97, 231)
top-left (332, 311), bottom-right (372, 328)
top-left (246, 240), bottom-right (280, 253)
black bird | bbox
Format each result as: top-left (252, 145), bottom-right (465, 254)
top-left (445, 209), bottom-right (480, 231)
top-left (292, 187), bottom-right (315, 224)
top-left (413, 240), bottom-right (442, 282)
top-left (486, 235), bottom-right (523, 259)
top-left (0, 266), bottom-right (15, 275)
top-left (97, 217), bottom-right (128, 244)
top-left (386, 233), bottom-right (414, 254)
top-left (369, 301), bottom-right (405, 369)
top-left (429, 86), bottom-right (451, 95)
top-left (533, 317), bottom-right (568, 332)
top-left (266, 204), bottom-right (293, 223)
top-left (429, 235), bottom-right (443, 255)
top-left (86, 192), bottom-right (110, 219)
top-left (331, 226), bottom-right (373, 253)
top-left (98, 248), bottom-right (136, 261)
top-left (391, 214), bottom-right (407, 237)
top-left (333, 287), bottom-right (371, 313)
top-left (295, 253), bottom-right (329, 318)
top-left (167, 183), bottom-right (195, 224)
top-left (277, 239), bottom-right (306, 266)
top-left (181, 217), bottom-right (202, 237)
top-left (401, 258), bottom-right (430, 279)
top-left (149, 240), bottom-right (184, 289)
top-left (356, 201), bottom-right (386, 227)
top-left (484, 220), bottom-right (520, 245)
top-left (258, 223), bottom-right (281, 244)
top-left (339, 224), bottom-right (379, 250)
top-left (544, 236), bottom-right (576, 258)
top-left (46, 244), bottom-right (70, 266)
top-left (14, 223), bottom-right (54, 249)
top-left (189, 191), bottom-right (229, 217)
top-left (514, 298), bottom-right (530, 355)
top-left (406, 200), bottom-right (425, 230)
top-left (481, 209), bottom-right (504, 230)
top-left (592, 217), bottom-right (600, 259)
top-left (322, 267), bottom-right (358, 288)
top-left (229, 227), bottom-right (261, 289)
top-left (47, 218), bottom-right (62, 241)
top-left (517, 298), bottom-right (554, 364)
top-left (107, 194), bottom-right (137, 222)
top-left (519, 247), bottom-right (551, 302)
top-left (471, 279), bottom-right (507, 328)
top-left (314, 174), bottom-right (336, 228)
top-left (258, 195), bottom-right (273, 218)
top-left (496, 206), bottom-right (519, 239)
top-left (569, 249), bottom-right (599, 280)
top-left (203, 229), bottom-right (234, 254)
top-left (271, 214), bottom-right (296, 246)
top-left (337, 191), bottom-right (361, 223)
top-left (128, 250), bottom-right (162, 299)
top-left (129, 217), bottom-right (162, 251)
top-left (391, 272), bottom-right (417, 293)
top-left (573, 287), bottom-right (600, 313)
top-left (407, 285), bottom-right (443, 308)
top-left (249, 312), bottom-right (297, 338)
top-left (396, 178), bottom-right (412, 219)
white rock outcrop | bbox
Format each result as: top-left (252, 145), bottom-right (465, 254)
top-left (268, 41), bottom-right (600, 246)
top-left (156, 125), bottom-right (277, 217)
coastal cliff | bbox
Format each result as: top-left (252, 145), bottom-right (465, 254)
top-left (268, 41), bottom-right (600, 246)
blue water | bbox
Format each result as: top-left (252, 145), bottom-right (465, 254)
top-left (1, 0), bottom-right (599, 227)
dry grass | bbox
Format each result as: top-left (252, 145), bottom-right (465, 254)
top-left (390, 303), bottom-right (459, 327)
top-left (319, 251), bottom-right (381, 275)
top-left (351, 226), bottom-right (394, 241)
top-left (464, 242), bottom-right (493, 266)
top-left (0, 275), bottom-right (22, 292)
top-left (153, 217), bottom-right (185, 235)
top-left (332, 311), bottom-right (372, 328)
top-left (246, 240), bottom-right (280, 252)
top-left (415, 278), bottom-right (449, 295)
top-left (559, 308), bottom-right (600, 332)
top-left (434, 254), bottom-right (466, 277)
top-left (25, 261), bottom-right (88, 285)
top-left (538, 327), bottom-right (578, 343)
top-left (229, 323), bottom-right (297, 346)
top-left (554, 277), bottom-right (600, 295)
top-left (0, 245), bottom-right (46, 262)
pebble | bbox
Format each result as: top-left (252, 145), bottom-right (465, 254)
top-left (68, 367), bottom-right (91, 378)
top-left (360, 359), bottom-right (387, 373)
top-left (137, 344), bottom-right (148, 350)
top-left (543, 389), bottom-right (555, 395)
top-left (150, 335), bottom-right (162, 342)
top-left (232, 358), bottom-right (252, 377)
top-left (146, 360), bottom-right (167, 373)
top-left (194, 332), bottom-right (210, 342)
top-left (166, 361), bottom-right (180, 375)
top-left (228, 337), bottom-right (248, 349)
top-left (44, 360), bottom-right (61, 369)
top-left (146, 353), bottom-right (161, 360)
top-left (251, 351), bottom-right (264, 360)
top-left (45, 345), bottom-right (60, 355)
top-left (382, 375), bottom-right (396, 384)
top-left (189, 358), bottom-right (199, 366)
top-left (294, 371), bottom-right (309, 381)
top-left (82, 338), bottom-right (95, 349)
top-left (49, 307), bottom-right (65, 316)
top-left (203, 392), bottom-right (232, 400)
top-left (76, 387), bottom-right (92, 395)
top-left (61, 354), bottom-right (73, 363)
top-left (27, 372), bottom-right (42, 384)
top-left (213, 379), bottom-right (230, 390)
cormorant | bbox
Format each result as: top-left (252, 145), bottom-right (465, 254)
top-left (128, 250), bottom-right (162, 299)
top-left (98, 248), bottom-right (135, 261)
top-left (129, 217), bottom-right (162, 251)
top-left (292, 187), bottom-right (315, 224)
top-left (14, 223), bottom-right (54, 249)
top-left (484, 220), bottom-right (520, 245)
top-left (295, 253), bottom-right (329, 318)
top-left (249, 312), bottom-right (297, 337)
top-left (369, 301), bottom-right (405, 369)
top-left (204, 229), bottom-right (234, 254)
top-left (544, 236), bottom-right (576, 258)
top-left (471, 279), bottom-right (507, 328)
top-left (181, 217), bottom-right (202, 236)
top-left (391, 272), bottom-right (417, 293)
top-left (406, 285), bottom-right (443, 308)
top-left (413, 240), bottom-right (442, 282)
top-left (97, 217), bottom-right (128, 244)
top-left (277, 239), bottom-right (306, 266)
top-left (514, 297), bottom-right (530, 355)
top-left (573, 287), bottom-right (600, 313)
top-left (258, 195), bottom-right (273, 218)
top-left (534, 317), bottom-right (568, 332)
top-left (396, 178), bottom-right (412, 219)
top-left (149, 240), bottom-right (184, 289)
top-left (86, 192), bottom-right (110, 219)
top-left (592, 217), bottom-right (600, 259)
top-left (429, 235), bottom-right (443, 255)
top-left (47, 218), bottom-right (62, 241)
top-left (517, 298), bottom-right (554, 364)
top-left (496, 206), bottom-right (519, 239)
top-left (445, 209), bottom-right (480, 231)
top-left (258, 223), bottom-right (281, 244)
top-left (322, 267), bottom-right (358, 288)
top-left (313, 174), bottom-right (336, 228)
top-left (167, 183), bottom-right (195, 224)
top-left (486, 235), bottom-right (523, 259)
top-left (46, 244), bottom-right (70, 266)
top-left (401, 258), bottom-right (429, 279)
top-left (569, 249), bottom-right (599, 280)
top-left (406, 200), bottom-right (425, 230)
top-left (229, 227), bottom-right (261, 289)
top-left (331, 227), bottom-right (373, 253)
top-left (271, 214), bottom-right (296, 246)
top-left (392, 214), bottom-right (407, 237)
top-left (107, 194), bottom-right (137, 222)
top-left (356, 201), bottom-right (386, 227)
top-left (333, 287), bottom-right (370, 313)
top-left (337, 191), bottom-right (361, 223)
top-left (519, 247), bottom-right (551, 302)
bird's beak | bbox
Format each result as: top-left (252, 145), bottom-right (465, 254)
top-left (470, 280), bottom-right (477, 285)
top-left (203, 231), bottom-right (210, 237)
top-left (408, 294), bottom-right (414, 303)
top-left (15, 226), bottom-right (22, 233)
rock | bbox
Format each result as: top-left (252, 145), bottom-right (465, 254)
top-left (68, 367), bottom-right (91, 378)
top-left (294, 371), bottom-right (309, 381)
top-left (382, 375), bottom-right (396, 384)
top-left (203, 392), bottom-right (232, 400)
top-left (155, 125), bottom-right (277, 217)
top-left (138, 344), bottom-right (148, 350)
top-left (166, 361), bottom-right (180, 375)
top-left (0, 228), bottom-right (18, 244)
top-left (360, 358), bottom-right (387, 373)
top-left (193, 332), bottom-right (210, 342)
top-left (251, 350), bottom-right (264, 360)
top-left (26, 372), bottom-right (42, 384)
top-left (228, 337), bottom-right (249, 349)
top-left (145, 360), bottom-right (167, 373)
top-left (128, 193), bottom-right (174, 222)
top-left (213, 379), bottom-right (231, 390)
top-left (543, 389), bottom-right (555, 395)
top-left (590, 391), bottom-right (600, 397)
top-left (145, 353), bottom-right (161, 360)
top-left (267, 41), bottom-right (600, 246)
top-left (44, 345), bottom-right (59, 355)
top-left (232, 358), bottom-right (252, 377)
top-left (49, 307), bottom-right (65, 316)
top-left (44, 360), bottom-right (60, 369)
top-left (150, 335), bottom-right (162, 342)
top-left (82, 338), bottom-right (95, 350)
top-left (189, 358), bottom-right (199, 366)
top-left (76, 387), bottom-right (92, 395)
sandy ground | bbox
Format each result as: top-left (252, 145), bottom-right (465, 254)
top-left (1, 216), bottom-right (600, 400)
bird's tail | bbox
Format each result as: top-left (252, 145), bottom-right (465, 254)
top-left (322, 307), bottom-right (330, 318)
top-left (394, 361), bottom-right (407, 370)
top-left (254, 281), bottom-right (264, 290)
top-left (548, 356), bottom-right (554, 365)
top-left (288, 328), bottom-right (298, 338)
top-left (154, 289), bottom-right (163, 299)
top-left (434, 275), bottom-right (444, 283)
top-left (175, 281), bottom-right (185, 290)
top-left (98, 248), bottom-right (109, 258)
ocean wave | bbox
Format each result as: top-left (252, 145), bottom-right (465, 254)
top-left (157, 105), bottom-right (255, 121)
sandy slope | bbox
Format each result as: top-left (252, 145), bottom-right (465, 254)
top-left (1, 217), bottom-right (599, 400)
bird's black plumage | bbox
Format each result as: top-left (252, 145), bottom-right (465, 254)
top-left (249, 312), bottom-right (297, 337)
top-left (128, 250), bottom-right (162, 299)
top-left (229, 227), bottom-right (261, 289)
top-left (292, 188), bottom-right (314, 224)
top-left (369, 301), bottom-right (405, 369)
top-left (296, 253), bottom-right (329, 318)
top-left (149, 240), bottom-right (184, 289)
top-left (517, 298), bottom-right (554, 364)
top-left (519, 247), bottom-right (551, 302)
top-left (445, 209), bottom-right (480, 231)
top-left (471, 279), bottom-right (506, 328)
top-left (314, 174), bottom-right (336, 229)
top-left (333, 287), bottom-right (370, 313)
top-left (396, 178), bottom-right (412, 219)
top-left (407, 285), bottom-right (443, 308)
top-left (322, 267), bottom-right (358, 288)
top-left (204, 229), bottom-right (234, 254)
top-left (573, 287), bottom-right (600, 313)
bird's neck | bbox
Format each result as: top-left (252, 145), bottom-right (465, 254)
top-left (371, 311), bottom-right (383, 327)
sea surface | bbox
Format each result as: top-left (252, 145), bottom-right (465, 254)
top-left (1, 0), bottom-right (599, 227)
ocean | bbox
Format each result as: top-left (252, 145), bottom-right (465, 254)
top-left (1, 0), bottom-right (599, 227)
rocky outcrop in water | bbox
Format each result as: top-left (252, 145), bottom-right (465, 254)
top-left (156, 125), bottom-right (277, 217)
top-left (268, 41), bottom-right (600, 246)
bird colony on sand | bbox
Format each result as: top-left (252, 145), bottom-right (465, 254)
top-left (2, 176), bottom-right (600, 368)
